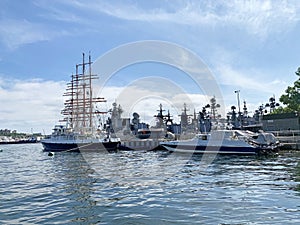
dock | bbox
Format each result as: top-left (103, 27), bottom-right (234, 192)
top-left (271, 130), bottom-right (300, 150)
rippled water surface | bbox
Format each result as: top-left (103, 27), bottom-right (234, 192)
top-left (0, 143), bottom-right (300, 224)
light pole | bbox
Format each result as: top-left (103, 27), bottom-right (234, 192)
top-left (234, 90), bottom-right (241, 128)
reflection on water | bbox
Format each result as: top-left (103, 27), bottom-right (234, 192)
top-left (292, 154), bottom-right (300, 194)
top-left (0, 144), bottom-right (300, 224)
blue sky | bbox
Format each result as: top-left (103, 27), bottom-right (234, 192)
top-left (0, 0), bottom-right (300, 133)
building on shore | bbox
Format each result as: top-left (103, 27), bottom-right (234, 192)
top-left (261, 112), bottom-right (300, 131)
top-left (260, 112), bottom-right (300, 150)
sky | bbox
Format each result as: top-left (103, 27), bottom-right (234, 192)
top-left (0, 0), bottom-right (300, 134)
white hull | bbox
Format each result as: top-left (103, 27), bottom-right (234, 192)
top-left (161, 130), bottom-right (280, 155)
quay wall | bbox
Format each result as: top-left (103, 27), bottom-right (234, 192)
top-left (270, 130), bottom-right (300, 150)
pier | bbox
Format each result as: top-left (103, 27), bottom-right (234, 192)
top-left (271, 130), bottom-right (300, 150)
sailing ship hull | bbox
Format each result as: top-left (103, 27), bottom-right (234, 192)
top-left (41, 140), bottom-right (120, 152)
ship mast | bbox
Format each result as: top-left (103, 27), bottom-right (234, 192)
top-left (61, 53), bottom-right (107, 134)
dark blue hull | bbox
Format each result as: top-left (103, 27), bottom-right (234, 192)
top-left (162, 144), bottom-right (259, 155)
top-left (42, 141), bottom-right (119, 152)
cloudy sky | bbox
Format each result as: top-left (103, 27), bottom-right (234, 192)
top-left (0, 0), bottom-right (299, 134)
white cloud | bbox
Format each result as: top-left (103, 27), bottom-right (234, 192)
top-left (212, 62), bottom-right (289, 116)
top-left (34, 1), bottom-right (90, 24)
top-left (0, 18), bottom-right (70, 50)
top-left (0, 77), bottom-right (66, 133)
top-left (0, 19), bottom-right (46, 49)
top-left (99, 85), bottom-right (221, 124)
top-left (72, 0), bottom-right (300, 40)
top-left (3, 0), bottom-right (298, 49)
top-left (220, 0), bottom-right (300, 39)
top-left (217, 64), bottom-right (264, 90)
top-left (203, 44), bottom-right (289, 115)
top-left (216, 63), bottom-right (287, 94)
top-left (0, 75), bottom-right (227, 134)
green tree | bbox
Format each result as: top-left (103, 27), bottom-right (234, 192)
top-left (276, 67), bottom-right (300, 113)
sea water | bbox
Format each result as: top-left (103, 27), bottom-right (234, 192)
top-left (0, 143), bottom-right (299, 224)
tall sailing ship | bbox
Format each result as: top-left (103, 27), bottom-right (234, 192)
top-left (41, 53), bottom-right (120, 152)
